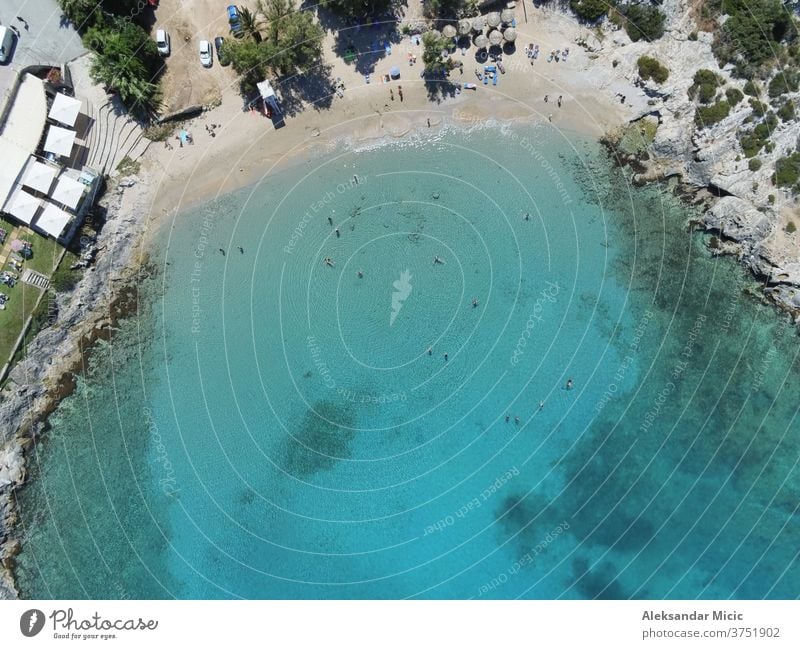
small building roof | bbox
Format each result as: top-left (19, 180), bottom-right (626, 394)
top-left (48, 93), bottom-right (82, 127)
top-left (3, 186), bottom-right (41, 225)
top-left (35, 202), bottom-right (71, 238)
top-left (1, 74), bottom-right (47, 152)
top-left (43, 125), bottom-right (76, 157)
top-left (50, 174), bottom-right (86, 210)
top-left (22, 158), bottom-right (58, 194)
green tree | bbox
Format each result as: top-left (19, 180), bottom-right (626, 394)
top-left (619, 4), bottom-right (665, 42)
top-left (239, 6), bottom-right (264, 42)
top-left (421, 31), bottom-right (450, 75)
top-left (322, 0), bottom-right (393, 18)
top-left (224, 39), bottom-right (269, 87)
top-left (570, 0), bottom-right (613, 22)
top-left (58, 0), bottom-right (144, 30)
top-left (259, 0), bottom-right (325, 76)
top-left (84, 18), bottom-right (161, 112)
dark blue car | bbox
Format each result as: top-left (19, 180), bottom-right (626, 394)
top-left (227, 5), bottom-right (244, 38)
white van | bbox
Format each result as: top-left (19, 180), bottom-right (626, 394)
top-left (0, 26), bottom-right (14, 64)
top-left (155, 29), bottom-right (170, 56)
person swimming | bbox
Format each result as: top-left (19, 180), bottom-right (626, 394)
top-left (505, 415), bottom-right (510, 423)
top-left (434, 256), bottom-right (445, 265)
top-left (539, 400), bottom-right (544, 411)
top-left (238, 246), bottom-right (244, 254)
top-left (357, 270), bottom-right (363, 278)
top-left (335, 228), bottom-right (340, 238)
top-left (514, 416), bottom-right (520, 425)
top-left (566, 378), bottom-right (573, 390)
top-left (444, 352), bottom-right (448, 362)
top-left (472, 298), bottom-right (479, 308)
top-left (219, 248), bottom-right (226, 256)
top-left (328, 216), bottom-right (333, 226)
top-left (427, 347), bottom-right (433, 355)
top-left (324, 257), bottom-right (335, 267)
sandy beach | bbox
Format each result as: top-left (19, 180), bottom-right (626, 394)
top-left (140, 4), bottom-right (639, 232)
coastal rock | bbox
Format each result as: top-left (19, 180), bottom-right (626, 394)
top-left (0, 444), bottom-right (24, 488)
top-left (705, 196), bottom-right (774, 243)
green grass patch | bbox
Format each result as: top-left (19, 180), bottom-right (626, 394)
top-left (116, 155), bottom-right (141, 177)
top-left (695, 100), bottom-right (730, 128)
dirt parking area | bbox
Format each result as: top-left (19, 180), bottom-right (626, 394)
top-left (153, 0), bottom-right (240, 113)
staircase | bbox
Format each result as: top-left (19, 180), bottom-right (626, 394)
top-left (21, 269), bottom-right (50, 290)
top-left (82, 98), bottom-right (151, 175)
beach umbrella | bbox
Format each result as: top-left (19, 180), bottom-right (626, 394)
top-left (487, 12), bottom-right (501, 28)
top-left (488, 30), bottom-right (503, 46)
top-left (472, 16), bottom-right (485, 33)
top-left (503, 27), bottom-right (517, 43)
top-left (500, 9), bottom-right (514, 25)
top-left (442, 24), bottom-right (457, 39)
top-left (389, 66), bottom-right (401, 79)
top-left (458, 19), bottom-right (472, 36)
top-left (474, 33), bottom-right (488, 49)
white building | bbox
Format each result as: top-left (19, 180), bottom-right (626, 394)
top-left (0, 73), bottom-right (100, 243)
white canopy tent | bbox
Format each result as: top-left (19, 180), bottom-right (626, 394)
top-left (22, 158), bottom-right (58, 194)
top-left (3, 187), bottom-right (41, 225)
top-left (35, 202), bottom-right (72, 238)
top-left (51, 175), bottom-right (86, 210)
top-left (43, 125), bottom-right (77, 158)
top-left (48, 93), bottom-right (82, 127)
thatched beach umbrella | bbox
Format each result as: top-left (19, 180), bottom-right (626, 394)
top-left (474, 33), bottom-right (488, 49)
top-left (503, 27), bottom-right (517, 43)
top-left (487, 12), bottom-right (501, 28)
top-left (442, 24), bottom-right (457, 39)
top-left (500, 9), bottom-right (514, 25)
top-left (488, 29), bottom-right (503, 47)
top-left (458, 19), bottom-right (472, 36)
top-left (472, 16), bottom-right (485, 33)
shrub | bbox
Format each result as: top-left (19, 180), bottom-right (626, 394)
top-left (743, 80), bottom-right (760, 96)
top-left (695, 100), bottom-right (730, 128)
top-left (749, 98), bottom-right (768, 116)
top-left (570, 0), bottom-right (612, 22)
top-left (787, 221), bottom-right (797, 233)
top-left (768, 194), bottom-right (775, 204)
top-left (51, 265), bottom-right (80, 293)
top-left (689, 69), bottom-right (721, 103)
top-left (768, 68), bottom-right (800, 97)
top-left (689, 31), bottom-right (698, 41)
top-left (749, 157), bottom-right (762, 171)
top-left (739, 112), bottom-right (777, 156)
top-left (726, 87), bottom-right (744, 105)
top-left (713, 0), bottom-right (797, 69)
top-left (618, 4), bottom-right (665, 42)
top-left (777, 99), bottom-right (796, 122)
top-left (637, 56), bottom-right (669, 84)
top-left (323, 0), bottom-right (392, 18)
top-left (773, 152), bottom-right (800, 187)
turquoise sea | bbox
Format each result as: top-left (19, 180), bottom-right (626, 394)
top-left (14, 124), bottom-right (800, 598)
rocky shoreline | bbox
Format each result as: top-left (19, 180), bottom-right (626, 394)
top-left (0, 173), bottom-right (153, 598)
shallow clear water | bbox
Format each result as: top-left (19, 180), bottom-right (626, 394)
top-left (15, 125), bottom-right (800, 599)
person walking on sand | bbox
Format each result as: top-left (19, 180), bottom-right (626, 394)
top-left (390, 88), bottom-right (394, 101)
top-left (398, 86), bottom-right (404, 102)
top-left (427, 118), bottom-right (431, 127)
top-left (557, 95), bottom-right (562, 107)
top-left (544, 95), bottom-right (548, 103)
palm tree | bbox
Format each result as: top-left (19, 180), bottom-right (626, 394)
top-left (238, 6), bottom-right (263, 43)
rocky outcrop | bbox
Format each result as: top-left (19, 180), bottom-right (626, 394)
top-left (0, 173), bottom-right (152, 598)
top-left (705, 196), bottom-right (775, 243)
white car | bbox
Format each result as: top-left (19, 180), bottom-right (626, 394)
top-left (155, 29), bottom-right (170, 56)
top-left (199, 40), bottom-right (213, 67)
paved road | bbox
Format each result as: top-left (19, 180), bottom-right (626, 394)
top-left (0, 0), bottom-right (85, 69)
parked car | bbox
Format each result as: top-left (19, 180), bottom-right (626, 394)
top-left (0, 26), bottom-right (15, 64)
top-left (227, 5), bottom-right (244, 38)
top-left (155, 29), bottom-right (170, 56)
top-left (214, 37), bottom-right (230, 66)
top-left (199, 40), bottom-right (213, 67)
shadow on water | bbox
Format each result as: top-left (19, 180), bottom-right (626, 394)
top-left (281, 400), bottom-right (357, 478)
